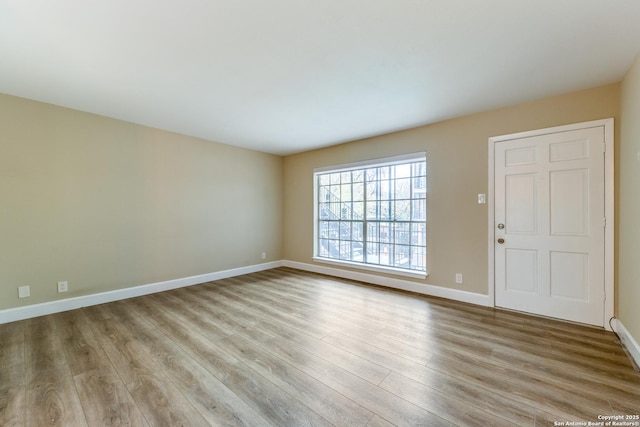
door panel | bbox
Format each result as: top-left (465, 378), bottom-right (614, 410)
top-left (505, 173), bottom-right (538, 234)
top-left (549, 138), bottom-right (589, 162)
top-left (505, 145), bottom-right (538, 166)
top-left (549, 251), bottom-right (588, 301)
top-left (494, 127), bottom-right (605, 326)
top-left (550, 169), bottom-right (589, 236)
top-left (505, 249), bottom-right (538, 293)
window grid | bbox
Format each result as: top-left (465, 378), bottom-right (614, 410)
top-left (316, 159), bottom-right (426, 273)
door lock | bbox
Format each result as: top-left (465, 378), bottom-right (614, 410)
top-left (497, 223), bottom-right (505, 229)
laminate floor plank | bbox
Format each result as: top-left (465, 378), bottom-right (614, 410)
top-left (224, 283), bottom-right (389, 340)
top-left (322, 332), bottom-right (432, 378)
top-left (155, 289), bottom-right (249, 334)
top-left (445, 300), bottom-right (618, 346)
top-left (243, 271), bottom-right (430, 335)
top-left (609, 397), bottom-right (640, 415)
top-left (82, 305), bottom-right (211, 427)
top-left (402, 301), bottom-right (627, 358)
top-left (378, 322), bottom-right (495, 361)
top-left (379, 371), bottom-right (528, 427)
top-left (332, 327), bottom-right (434, 367)
top-left (54, 309), bottom-right (113, 376)
top-left (254, 270), bottom-right (428, 320)
top-left (73, 369), bottom-right (149, 427)
top-left (168, 291), bottom-right (380, 426)
top-left (179, 286), bottom-right (393, 386)
top-left (386, 365), bottom-right (538, 425)
top-left (120, 297), bottom-right (243, 377)
top-left (215, 333), bottom-right (375, 426)
top-left (242, 283), bottom-right (437, 360)
top-left (256, 270), bottom-right (637, 422)
top-left (230, 274), bottom-right (394, 334)
top-left (104, 301), bottom-right (274, 427)
top-left (366, 415), bottom-right (396, 427)
top-left (127, 373), bottom-right (210, 427)
top-left (219, 321), bottom-right (454, 426)
top-left (488, 346), bottom-right (640, 406)
top-left (436, 316), bottom-right (637, 373)
top-left (0, 385), bottom-right (25, 427)
top-left (54, 308), bottom-right (148, 426)
top-left (276, 271), bottom-right (455, 325)
top-left (380, 320), bottom-right (640, 405)
top-left (426, 351), bottom-right (615, 420)
top-left (320, 332), bottom-right (534, 425)
top-left (533, 408), bottom-right (589, 426)
top-left (162, 272), bottom-right (640, 423)
top-left (292, 349), bottom-right (454, 427)
top-left (210, 283), bottom-right (337, 340)
top-left (0, 322), bottom-right (25, 387)
top-left (81, 308), bottom-right (165, 386)
top-left (24, 316), bottom-right (87, 427)
top-left (4, 267), bottom-right (639, 426)
top-left (122, 296), bottom-right (336, 427)
top-left (0, 323), bottom-right (26, 426)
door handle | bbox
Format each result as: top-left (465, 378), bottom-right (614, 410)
top-left (497, 238), bottom-right (505, 244)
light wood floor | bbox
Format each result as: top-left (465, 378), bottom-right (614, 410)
top-left (1, 267), bottom-right (639, 426)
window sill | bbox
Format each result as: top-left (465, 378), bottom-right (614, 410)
top-left (312, 257), bottom-right (428, 279)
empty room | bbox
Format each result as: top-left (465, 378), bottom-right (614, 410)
top-left (1, 1), bottom-right (640, 426)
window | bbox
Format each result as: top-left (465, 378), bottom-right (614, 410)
top-left (314, 153), bottom-right (427, 277)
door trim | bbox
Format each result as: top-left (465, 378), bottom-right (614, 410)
top-left (488, 119), bottom-right (614, 330)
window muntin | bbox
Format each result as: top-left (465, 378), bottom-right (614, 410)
top-left (315, 155), bottom-right (426, 274)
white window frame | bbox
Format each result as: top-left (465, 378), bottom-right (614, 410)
top-left (313, 152), bottom-right (427, 279)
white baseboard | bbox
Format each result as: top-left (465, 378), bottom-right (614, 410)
top-left (282, 260), bottom-right (491, 307)
top-left (0, 261), bottom-right (283, 324)
top-left (613, 319), bottom-right (640, 370)
top-left (0, 259), bottom-right (491, 324)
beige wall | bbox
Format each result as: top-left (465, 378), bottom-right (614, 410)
top-left (283, 83), bottom-right (620, 295)
top-left (619, 54), bottom-right (640, 343)
top-left (0, 94), bottom-right (283, 310)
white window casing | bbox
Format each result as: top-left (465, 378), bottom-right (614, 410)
top-left (313, 152), bottom-right (427, 278)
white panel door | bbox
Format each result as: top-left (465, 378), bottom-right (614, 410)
top-left (494, 127), bottom-right (605, 326)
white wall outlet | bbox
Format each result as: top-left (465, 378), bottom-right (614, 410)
top-left (455, 273), bottom-right (463, 284)
top-left (261, 252), bottom-right (266, 260)
top-left (18, 285), bottom-right (30, 298)
top-left (477, 193), bottom-right (486, 204)
top-left (57, 281), bottom-right (68, 293)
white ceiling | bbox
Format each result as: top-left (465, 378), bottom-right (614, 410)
top-left (1, 1), bottom-right (640, 155)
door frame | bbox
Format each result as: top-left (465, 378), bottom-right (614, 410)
top-left (487, 118), bottom-right (614, 330)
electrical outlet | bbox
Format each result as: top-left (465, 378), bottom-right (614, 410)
top-left (261, 252), bottom-right (266, 260)
top-left (455, 273), bottom-right (463, 284)
top-left (18, 285), bottom-right (30, 298)
top-left (477, 193), bottom-right (486, 204)
top-left (57, 281), bottom-right (68, 293)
